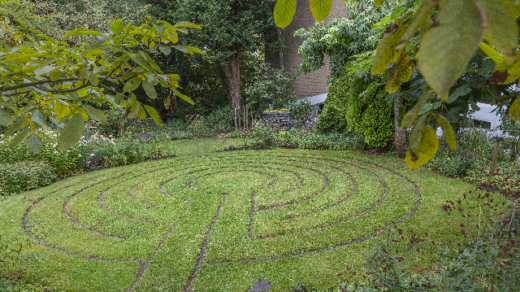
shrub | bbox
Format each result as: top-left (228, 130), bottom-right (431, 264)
top-left (85, 136), bottom-right (145, 169)
top-left (286, 99), bottom-right (317, 128)
top-left (249, 122), bottom-right (277, 148)
top-left (204, 106), bottom-right (235, 134)
top-left (346, 78), bottom-right (394, 148)
top-left (0, 161), bottom-right (56, 196)
top-left (339, 192), bottom-right (519, 292)
top-left (315, 105), bottom-right (347, 134)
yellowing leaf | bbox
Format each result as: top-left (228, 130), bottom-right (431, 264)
top-left (409, 114), bottom-right (427, 151)
top-left (418, 0), bottom-right (485, 96)
top-left (174, 21), bottom-right (202, 29)
top-left (138, 105), bottom-right (147, 119)
top-left (50, 69), bottom-right (62, 82)
top-left (405, 125), bottom-right (439, 171)
top-left (144, 105), bottom-right (163, 126)
top-left (371, 24), bottom-right (409, 75)
top-left (274, 0), bottom-right (297, 28)
top-left (75, 108), bottom-right (89, 120)
top-left (478, 0), bottom-right (518, 55)
top-left (433, 113), bottom-right (456, 151)
top-left (59, 114), bottom-right (85, 151)
top-left (54, 102), bottom-right (70, 119)
top-left (386, 53), bottom-right (413, 93)
top-left (401, 91), bottom-right (431, 129)
top-left (509, 97), bottom-right (520, 122)
top-left (310, 0), bottom-right (333, 22)
top-left (479, 43), bottom-right (504, 63)
top-left (77, 87), bottom-right (88, 97)
top-left (172, 88), bottom-right (194, 105)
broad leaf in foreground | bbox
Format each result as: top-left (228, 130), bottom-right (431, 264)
top-left (405, 125), bottom-right (439, 171)
top-left (59, 114), bottom-right (85, 151)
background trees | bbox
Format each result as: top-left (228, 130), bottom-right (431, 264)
top-left (147, 0), bottom-right (278, 113)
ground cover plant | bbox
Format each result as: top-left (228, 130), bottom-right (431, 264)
top-left (0, 143), bottom-right (483, 291)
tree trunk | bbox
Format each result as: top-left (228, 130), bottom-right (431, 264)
top-left (394, 94), bottom-right (407, 158)
top-left (222, 52), bottom-right (242, 111)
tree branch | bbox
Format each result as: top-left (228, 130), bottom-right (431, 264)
top-left (0, 78), bottom-right (78, 92)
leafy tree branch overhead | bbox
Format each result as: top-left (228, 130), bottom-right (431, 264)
top-left (274, 0), bottom-right (520, 170)
top-left (0, 1), bottom-right (204, 153)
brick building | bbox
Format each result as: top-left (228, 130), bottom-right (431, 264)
top-left (267, 0), bottom-right (347, 102)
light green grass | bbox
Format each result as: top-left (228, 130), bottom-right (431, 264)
top-left (0, 138), bottom-right (492, 291)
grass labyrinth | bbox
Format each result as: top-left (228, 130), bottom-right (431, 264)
top-left (1, 149), bottom-right (473, 291)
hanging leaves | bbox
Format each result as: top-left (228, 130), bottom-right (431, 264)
top-left (310, 0), bottom-right (333, 22)
top-left (9, 128), bottom-right (30, 149)
top-left (405, 125), bottom-right (439, 171)
top-left (433, 113), bottom-right (456, 151)
top-left (0, 109), bottom-right (13, 126)
top-left (371, 24), bottom-right (409, 75)
top-left (418, 0), bottom-right (485, 96)
top-left (274, 0), bottom-right (297, 28)
top-left (123, 76), bottom-right (142, 92)
top-left (386, 52), bottom-right (413, 93)
top-left (142, 80), bottom-right (157, 99)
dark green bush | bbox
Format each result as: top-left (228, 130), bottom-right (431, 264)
top-left (315, 105), bottom-right (347, 134)
top-left (249, 122), bottom-right (277, 148)
top-left (0, 161), bottom-right (56, 196)
top-left (85, 137), bottom-right (145, 169)
top-left (346, 78), bottom-right (394, 148)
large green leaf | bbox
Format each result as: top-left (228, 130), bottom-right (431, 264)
top-left (59, 113), bottom-right (85, 151)
top-left (172, 89), bottom-right (194, 105)
top-left (405, 125), bottom-right (439, 171)
top-left (310, 0), bottom-right (333, 22)
top-left (433, 113), bottom-right (456, 151)
top-left (409, 114), bottom-right (427, 151)
top-left (62, 29), bottom-right (105, 38)
top-left (142, 80), bottom-right (157, 99)
top-left (144, 105), bottom-right (163, 126)
top-left (4, 119), bottom-right (25, 137)
top-left (478, 0), bottom-right (518, 55)
top-left (27, 133), bottom-right (43, 154)
top-left (274, 0), bottom-right (297, 28)
top-left (159, 46), bottom-right (171, 56)
top-left (54, 101), bottom-right (70, 120)
top-left (123, 77), bottom-right (142, 92)
top-left (418, 0), bottom-right (485, 96)
top-left (34, 66), bottom-right (56, 77)
top-left (82, 105), bottom-right (106, 122)
top-left (0, 109), bottom-right (13, 126)
top-left (110, 19), bottom-right (124, 35)
top-left (31, 109), bottom-right (46, 126)
top-left (9, 127), bottom-right (30, 149)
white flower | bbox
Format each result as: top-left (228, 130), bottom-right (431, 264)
top-left (78, 154), bottom-right (82, 157)
top-left (0, 141), bottom-right (3, 144)
top-left (90, 153), bottom-right (94, 157)
top-left (67, 150), bottom-right (71, 153)
top-left (54, 151), bottom-right (58, 154)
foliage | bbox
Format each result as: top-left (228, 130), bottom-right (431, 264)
top-left (294, 2), bottom-right (390, 80)
top-left (346, 77), bottom-right (394, 148)
top-left (275, 0), bottom-right (520, 170)
top-left (85, 133), bottom-right (145, 169)
top-left (0, 7), bottom-right (203, 153)
top-left (339, 192), bottom-right (519, 292)
top-left (0, 276), bottom-right (52, 292)
top-left (315, 105), bottom-right (347, 134)
top-left (249, 122), bottom-right (277, 148)
top-left (286, 99), bottom-right (317, 128)
top-left (244, 63), bottom-right (296, 114)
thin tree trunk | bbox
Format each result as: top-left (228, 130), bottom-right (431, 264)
top-left (234, 107), bottom-right (237, 131)
top-left (222, 52), bottom-right (242, 111)
top-left (394, 94), bottom-right (407, 158)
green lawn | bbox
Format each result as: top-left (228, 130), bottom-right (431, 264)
top-left (0, 138), bottom-right (487, 291)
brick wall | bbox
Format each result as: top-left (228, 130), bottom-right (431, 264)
top-left (284, 0), bottom-right (347, 99)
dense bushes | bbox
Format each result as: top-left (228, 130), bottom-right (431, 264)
top-left (314, 105), bottom-right (347, 134)
top-left (346, 78), bottom-right (394, 148)
top-left (0, 161), bottom-right (56, 196)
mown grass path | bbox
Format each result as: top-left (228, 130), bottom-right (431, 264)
top-left (0, 147), bottom-right (473, 291)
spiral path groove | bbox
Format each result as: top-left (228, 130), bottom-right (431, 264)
top-left (18, 151), bottom-right (421, 291)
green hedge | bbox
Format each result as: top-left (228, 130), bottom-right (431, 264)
top-left (0, 161), bottom-right (56, 196)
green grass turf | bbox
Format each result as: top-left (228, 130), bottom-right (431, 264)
top-left (0, 139), bottom-right (499, 291)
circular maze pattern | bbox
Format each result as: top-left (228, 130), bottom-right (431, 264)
top-left (20, 151), bottom-right (421, 291)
